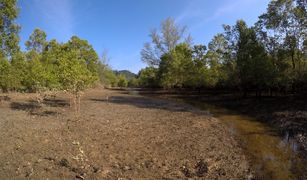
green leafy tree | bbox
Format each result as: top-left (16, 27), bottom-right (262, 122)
top-left (191, 45), bottom-right (208, 88)
top-left (25, 28), bottom-right (47, 53)
top-left (117, 74), bottom-right (128, 87)
top-left (41, 39), bottom-right (62, 89)
top-left (206, 34), bottom-right (230, 87)
top-left (0, 0), bottom-right (20, 58)
top-left (25, 51), bottom-right (46, 92)
top-left (128, 78), bottom-right (139, 87)
top-left (0, 0), bottom-right (20, 92)
top-left (66, 36), bottom-right (100, 77)
top-left (231, 20), bottom-right (275, 96)
top-left (0, 58), bottom-right (12, 92)
top-left (159, 43), bottom-right (194, 88)
top-left (138, 67), bottom-right (158, 87)
top-left (257, 0), bottom-right (307, 92)
top-left (24, 29), bottom-right (59, 91)
top-left (98, 61), bottom-right (118, 87)
top-left (58, 49), bottom-right (94, 112)
top-left (10, 52), bottom-right (27, 90)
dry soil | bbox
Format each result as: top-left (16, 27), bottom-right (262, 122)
top-left (0, 88), bottom-right (251, 179)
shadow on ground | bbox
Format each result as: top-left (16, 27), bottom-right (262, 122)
top-left (90, 95), bottom-right (210, 116)
top-left (10, 102), bottom-right (41, 111)
top-left (10, 98), bottom-right (68, 116)
top-left (42, 98), bottom-right (69, 107)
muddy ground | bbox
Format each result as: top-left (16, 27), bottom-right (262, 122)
top-left (138, 89), bottom-right (307, 179)
top-left (0, 88), bottom-right (251, 179)
top-left (138, 89), bottom-right (307, 152)
top-left (205, 94), bottom-right (307, 153)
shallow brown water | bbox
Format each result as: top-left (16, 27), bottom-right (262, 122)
top-left (184, 100), bottom-right (304, 180)
top-left (130, 90), bottom-right (304, 179)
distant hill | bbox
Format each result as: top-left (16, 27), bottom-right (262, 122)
top-left (114, 70), bottom-right (137, 80)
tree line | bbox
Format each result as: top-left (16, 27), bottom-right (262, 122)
top-left (0, 0), bottom-right (133, 94)
top-left (1, 0), bottom-right (306, 96)
top-left (138, 0), bottom-right (306, 96)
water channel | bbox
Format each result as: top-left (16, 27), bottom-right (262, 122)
top-left (129, 90), bottom-right (304, 179)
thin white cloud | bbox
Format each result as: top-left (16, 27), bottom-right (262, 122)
top-left (176, 0), bottom-right (268, 30)
top-left (32, 0), bottom-right (75, 41)
top-left (175, 0), bottom-right (202, 24)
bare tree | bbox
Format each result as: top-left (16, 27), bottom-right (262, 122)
top-left (141, 17), bottom-right (192, 67)
top-left (100, 49), bottom-right (111, 66)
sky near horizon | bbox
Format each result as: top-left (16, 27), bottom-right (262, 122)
top-left (17, 0), bottom-right (270, 73)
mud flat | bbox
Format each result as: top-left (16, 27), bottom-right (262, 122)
top-left (0, 88), bottom-right (251, 179)
top-left (138, 89), bottom-right (306, 179)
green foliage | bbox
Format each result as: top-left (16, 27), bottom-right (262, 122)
top-left (0, 0), bottom-right (20, 58)
top-left (98, 62), bottom-right (118, 87)
top-left (0, 58), bottom-right (12, 92)
top-left (138, 3), bottom-right (306, 96)
top-left (138, 67), bottom-right (159, 87)
top-left (117, 74), bottom-right (128, 87)
top-left (58, 49), bottom-right (94, 93)
top-left (233, 20), bottom-right (274, 92)
top-left (159, 43), bottom-right (194, 88)
top-left (128, 78), bottom-right (139, 87)
top-left (191, 45), bottom-right (214, 88)
top-left (25, 28), bottom-right (47, 53)
top-left (0, 0), bottom-right (306, 97)
top-left (256, 0), bottom-right (307, 91)
top-left (66, 36), bottom-right (99, 76)
top-left (0, 26), bottom-right (100, 93)
top-left (114, 70), bottom-right (137, 81)
top-left (25, 51), bottom-right (46, 92)
top-left (113, 70), bottom-right (139, 87)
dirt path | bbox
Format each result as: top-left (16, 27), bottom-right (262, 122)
top-left (0, 88), bottom-right (251, 179)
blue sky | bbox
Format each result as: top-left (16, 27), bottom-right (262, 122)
top-left (17, 0), bottom-right (270, 73)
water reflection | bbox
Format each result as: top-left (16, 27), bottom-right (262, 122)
top-left (281, 132), bottom-right (299, 153)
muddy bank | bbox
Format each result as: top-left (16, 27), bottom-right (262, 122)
top-left (191, 94), bottom-right (307, 152)
top-left (137, 89), bottom-right (307, 150)
top-left (137, 89), bottom-right (307, 179)
top-left (0, 88), bottom-right (251, 179)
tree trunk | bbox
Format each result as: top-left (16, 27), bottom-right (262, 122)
top-left (291, 51), bottom-right (295, 70)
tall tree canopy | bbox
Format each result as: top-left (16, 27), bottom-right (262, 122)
top-left (0, 0), bottom-right (306, 96)
top-left (138, 1), bottom-right (306, 96)
top-left (66, 36), bottom-right (100, 76)
top-left (0, 0), bottom-right (20, 58)
top-left (25, 28), bottom-right (47, 53)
